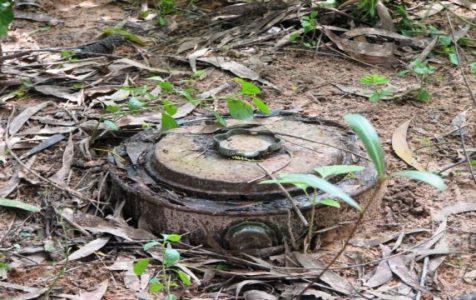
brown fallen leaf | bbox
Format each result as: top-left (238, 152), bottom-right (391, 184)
top-left (50, 135), bottom-right (74, 184)
top-left (244, 290), bottom-right (277, 300)
top-left (0, 167), bottom-right (20, 198)
top-left (365, 245), bottom-right (393, 288)
top-left (65, 236), bottom-right (110, 262)
top-left (387, 255), bottom-right (427, 292)
top-left (14, 11), bottom-right (61, 25)
top-left (9, 102), bottom-right (49, 136)
top-left (324, 29), bottom-right (397, 66)
top-left (432, 202), bottom-right (476, 222)
top-left (342, 27), bottom-right (428, 48)
top-left (293, 252), bottom-right (353, 295)
top-left (20, 134), bottom-right (65, 159)
top-left (78, 280), bottom-right (108, 300)
top-left (413, 3), bottom-right (444, 19)
top-left (34, 85), bottom-right (83, 103)
top-left (108, 58), bottom-right (187, 76)
top-left (376, 1), bottom-right (395, 32)
top-left (392, 119), bottom-right (425, 171)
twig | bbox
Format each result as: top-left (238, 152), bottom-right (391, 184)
top-left (257, 163), bottom-right (309, 227)
top-left (459, 127), bottom-right (476, 182)
top-left (415, 257), bottom-right (429, 300)
top-left (446, 10), bottom-right (476, 106)
top-left (298, 179), bottom-right (388, 297)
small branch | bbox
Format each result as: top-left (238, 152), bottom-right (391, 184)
top-left (459, 127), bottom-right (476, 183)
top-left (446, 10), bottom-right (476, 106)
top-left (415, 257), bottom-right (429, 300)
top-left (257, 163), bottom-right (309, 227)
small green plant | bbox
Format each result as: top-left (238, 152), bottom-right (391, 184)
top-left (0, 0), bottom-right (13, 37)
top-left (357, 0), bottom-right (378, 18)
top-left (360, 74), bottom-right (394, 103)
top-left (224, 78), bottom-right (270, 121)
top-left (155, 0), bottom-right (177, 26)
top-left (409, 60), bottom-right (436, 102)
top-left (470, 62), bottom-right (476, 76)
top-left (134, 234), bottom-right (190, 299)
top-left (290, 11), bottom-right (319, 48)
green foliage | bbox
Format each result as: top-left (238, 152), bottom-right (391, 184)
top-left (128, 97), bottom-right (146, 111)
top-left (410, 60), bottom-right (436, 76)
top-left (213, 111), bottom-right (227, 127)
top-left (416, 88), bottom-right (431, 103)
top-left (0, 0), bottom-right (13, 37)
top-left (314, 165), bottom-right (365, 179)
top-left (162, 234), bottom-right (181, 243)
top-left (103, 120), bottom-right (119, 131)
top-left (159, 81), bottom-right (175, 94)
top-left (0, 198), bottom-right (41, 213)
top-left (225, 78), bottom-right (270, 122)
top-left (163, 100), bottom-right (177, 116)
top-left (344, 114), bottom-right (386, 179)
top-left (393, 171), bottom-right (446, 191)
top-left (300, 11), bottom-right (318, 34)
top-left (470, 62), bottom-right (476, 76)
top-left (161, 113), bottom-right (178, 132)
top-left (361, 74), bottom-right (389, 86)
top-left (102, 28), bottom-right (146, 45)
top-left (358, 0), bottom-right (378, 17)
top-left (361, 75), bottom-right (393, 103)
top-left (227, 98), bottom-right (254, 120)
top-left (134, 258), bottom-right (151, 276)
top-left (261, 173), bottom-right (362, 211)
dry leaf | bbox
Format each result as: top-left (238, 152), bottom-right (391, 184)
top-left (376, 1), bottom-right (395, 32)
top-left (34, 85), bottom-right (83, 103)
top-left (9, 102), bottom-right (49, 135)
top-left (20, 134), bottom-right (65, 159)
top-left (293, 252), bottom-right (353, 295)
top-left (14, 11), bottom-right (61, 25)
top-left (65, 236), bottom-right (110, 262)
top-left (78, 280), bottom-right (108, 300)
top-left (109, 58), bottom-right (187, 76)
top-left (50, 135), bottom-right (74, 184)
top-left (432, 202), bottom-right (476, 222)
top-left (244, 290), bottom-right (277, 300)
top-left (387, 255), bottom-right (427, 292)
top-left (324, 29), bottom-right (397, 66)
top-left (392, 119), bottom-right (425, 171)
top-left (365, 245), bottom-right (393, 288)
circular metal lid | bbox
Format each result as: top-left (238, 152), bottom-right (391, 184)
top-left (149, 117), bottom-right (352, 200)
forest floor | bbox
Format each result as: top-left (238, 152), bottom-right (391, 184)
top-left (0, 0), bottom-right (475, 299)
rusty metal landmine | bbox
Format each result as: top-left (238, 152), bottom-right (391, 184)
top-left (108, 113), bottom-right (379, 252)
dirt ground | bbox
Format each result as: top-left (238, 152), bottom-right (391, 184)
top-left (0, 0), bottom-right (475, 299)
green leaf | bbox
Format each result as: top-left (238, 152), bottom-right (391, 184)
top-left (319, 198), bottom-right (341, 208)
top-left (0, 1), bottom-right (14, 37)
top-left (103, 120), bottom-right (119, 131)
top-left (261, 173), bottom-right (361, 211)
top-left (102, 28), bottom-right (146, 45)
top-left (163, 100), bottom-right (177, 116)
top-left (166, 295), bottom-right (177, 300)
top-left (143, 241), bottom-right (160, 251)
top-left (416, 88), bottom-right (431, 102)
top-left (227, 99), bottom-right (254, 120)
top-left (314, 165), bottom-right (365, 179)
top-left (164, 248), bottom-right (180, 267)
top-left (159, 81), bottom-right (174, 94)
top-left (162, 234), bottom-right (181, 243)
top-left (128, 97), bottom-right (145, 111)
top-left (393, 171), bottom-right (447, 191)
top-left (369, 91), bottom-right (381, 103)
top-left (161, 113), bottom-right (178, 132)
top-left (213, 111), bottom-right (227, 127)
top-left (252, 97), bottom-right (270, 115)
top-left (133, 258), bottom-right (150, 276)
top-left (361, 74), bottom-right (389, 86)
top-left (448, 52), bottom-right (459, 65)
top-left (0, 198), bottom-right (40, 213)
top-left (470, 62), bottom-right (476, 75)
top-left (106, 105), bottom-right (120, 114)
top-left (411, 60), bottom-right (436, 76)
top-left (234, 78), bottom-right (261, 96)
top-left (344, 114), bottom-right (386, 179)
top-left (175, 270), bottom-right (192, 286)
top-left (149, 278), bottom-right (165, 293)
top-left (439, 35), bottom-right (452, 47)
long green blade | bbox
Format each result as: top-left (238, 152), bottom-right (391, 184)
top-left (393, 171), bottom-right (447, 191)
top-left (344, 114), bottom-right (386, 179)
top-left (314, 165), bottom-right (365, 179)
top-left (0, 198), bottom-right (40, 213)
top-left (261, 174), bottom-right (361, 211)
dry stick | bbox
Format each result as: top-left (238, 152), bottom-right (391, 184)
top-left (297, 179), bottom-right (388, 297)
top-left (459, 127), bottom-right (476, 183)
top-left (446, 10), bottom-right (476, 106)
top-left (4, 109), bottom-right (103, 213)
top-left (415, 256), bottom-right (430, 300)
top-left (257, 163), bottom-right (309, 227)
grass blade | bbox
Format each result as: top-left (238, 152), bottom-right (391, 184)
top-left (0, 198), bottom-right (40, 213)
top-left (344, 114), bottom-right (386, 179)
top-left (393, 171), bottom-right (447, 191)
top-left (315, 165), bottom-right (365, 179)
